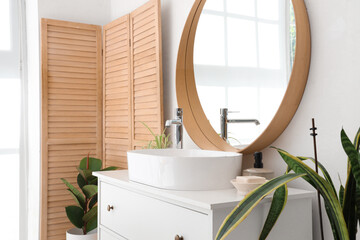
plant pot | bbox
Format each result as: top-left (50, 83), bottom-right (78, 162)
top-left (66, 228), bottom-right (97, 240)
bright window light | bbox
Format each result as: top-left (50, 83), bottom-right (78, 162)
top-left (227, 18), bottom-right (257, 67)
top-left (0, 79), bottom-right (21, 148)
top-left (227, 0), bottom-right (255, 17)
top-left (257, 0), bottom-right (279, 21)
top-left (0, 0), bottom-right (11, 51)
top-left (204, 0), bottom-right (224, 11)
top-left (194, 14), bottom-right (225, 66)
top-left (258, 22), bottom-right (280, 69)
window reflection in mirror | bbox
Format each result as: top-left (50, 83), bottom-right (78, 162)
top-left (194, 0), bottom-right (296, 148)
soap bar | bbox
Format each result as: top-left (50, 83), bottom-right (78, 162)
top-left (236, 176), bottom-right (266, 184)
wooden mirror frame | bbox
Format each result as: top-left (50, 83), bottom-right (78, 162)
top-left (176, 0), bottom-right (311, 154)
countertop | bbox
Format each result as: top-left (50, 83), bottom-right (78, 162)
top-left (94, 170), bottom-right (315, 213)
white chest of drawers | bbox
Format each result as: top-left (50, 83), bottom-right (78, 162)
top-left (94, 170), bottom-right (314, 240)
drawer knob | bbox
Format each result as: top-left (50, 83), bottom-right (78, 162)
top-left (107, 205), bottom-right (114, 212)
top-left (175, 235), bottom-right (183, 240)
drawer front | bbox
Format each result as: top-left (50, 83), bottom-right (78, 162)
top-left (99, 227), bottom-right (126, 240)
top-left (100, 182), bottom-right (210, 239)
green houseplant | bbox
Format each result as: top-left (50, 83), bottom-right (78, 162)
top-left (141, 122), bottom-right (171, 149)
top-left (216, 127), bottom-right (360, 240)
top-left (61, 155), bottom-right (118, 238)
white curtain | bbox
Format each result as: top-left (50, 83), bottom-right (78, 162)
top-left (0, 0), bottom-right (40, 239)
top-left (0, 0), bottom-right (23, 239)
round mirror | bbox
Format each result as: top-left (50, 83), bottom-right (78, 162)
top-left (176, 0), bottom-right (310, 154)
top-left (194, 0), bottom-right (296, 149)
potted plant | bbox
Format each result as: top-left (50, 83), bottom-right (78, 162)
top-left (61, 155), bottom-right (118, 240)
top-left (141, 122), bottom-right (171, 149)
top-left (216, 127), bottom-right (360, 240)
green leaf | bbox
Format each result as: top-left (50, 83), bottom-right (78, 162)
top-left (77, 167), bottom-right (93, 180)
top-left (259, 185), bottom-right (288, 240)
top-left (141, 121), bottom-right (156, 137)
top-left (77, 174), bottom-right (86, 189)
top-left (79, 157), bottom-right (102, 171)
top-left (67, 189), bottom-right (84, 210)
top-left (348, 127), bottom-right (360, 174)
top-left (341, 129), bottom-right (360, 187)
top-left (296, 156), bottom-right (338, 200)
top-left (356, 186), bottom-right (360, 228)
top-left (61, 178), bottom-right (85, 209)
top-left (274, 148), bottom-right (349, 240)
top-left (215, 173), bottom-right (305, 240)
top-left (343, 170), bottom-right (357, 240)
top-left (82, 185), bottom-right (98, 199)
top-left (88, 176), bottom-right (98, 185)
top-left (85, 215), bottom-right (97, 234)
top-left (339, 184), bottom-right (345, 207)
top-left (101, 166), bottom-right (118, 171)
top-left (83, 206), bottom-right (97, 223)
top-left (89, 194), bottom-right (98, 209)
top-left (65, 206), bottom-right (84, 229)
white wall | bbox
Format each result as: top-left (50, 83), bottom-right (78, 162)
top-left (38, 0), bottom-right (111, 25)
top-left (110, 0), bottom-right (360, 239)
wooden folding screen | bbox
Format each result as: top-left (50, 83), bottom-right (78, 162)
top-left (41, 19), bottom-right (103, 240)
top-left (102, 0), bottom-right (163, 168)
top-left (130, 0), bottom-right (164, 150)
top-left (41, 0), bottom-right (163, 238)
top-left (102, 16), bottom-right (132, 169)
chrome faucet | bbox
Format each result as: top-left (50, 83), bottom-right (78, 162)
top-left (165, 108), bottom-right (183, 149)
top-left (220, 108), bottom-right (260, 141)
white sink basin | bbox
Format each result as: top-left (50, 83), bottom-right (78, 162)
top-left (127, 149), bottom-right (242, 190)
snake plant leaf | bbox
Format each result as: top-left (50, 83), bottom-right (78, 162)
top-left (83, 206), bottom-right (98, 223)
top-left (342, 128), bottom-right (360, 239)
top-left (79, 157), bottom-right (102, 171)
top-left (348, 128), bottom-right (360, 174)
top-left (341, 129), bottom-right (360, 186)
top-left (295, 156), bottom-right (338, 200)
top-left (356, 186), bottom-right (360, 227)
top-left (82, 185), bottom-right (98, 199)
top-left (351, 128), bottom-right (360, 227)
top-left (343, 171), bottom-right (357, 240)
top-left (215, 173), bottom-right (305, 240)
top-left (259, 185), bottom-right (288, 240)
top-left (339, 184), bottom-right (345, 207)
top-left (61, 178), bottom-right (85, 208)
top-left (274, 148), bottom-right (349, 240)
top-left (65, 206), bottom-right (84, 229)
top-left (86, 215), bottom-right (98, 233)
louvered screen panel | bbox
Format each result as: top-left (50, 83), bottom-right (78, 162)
top-left (103, 15), bottom-right (131, 169)
top-left (41, 19), bottom-right (102, 240)
top-left (130, 0), bottom-right (163, 149)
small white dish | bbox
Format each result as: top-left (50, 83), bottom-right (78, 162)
top-left (231, 176), bottom-right (267, 195)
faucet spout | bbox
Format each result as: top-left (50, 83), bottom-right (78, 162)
top-left (165, 119), bottom-right (182, 127)
top-left (220, 108), bottom-right (260, 140)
